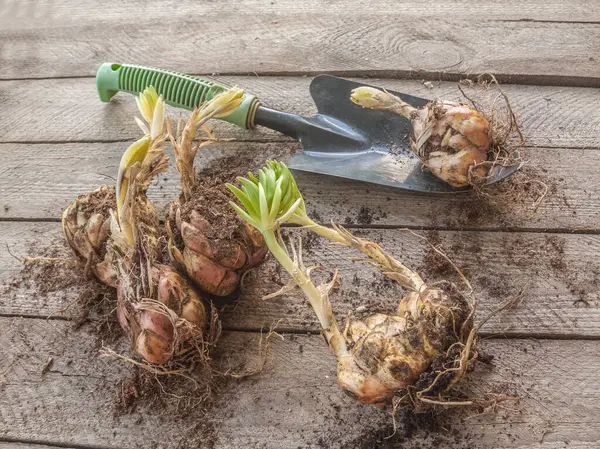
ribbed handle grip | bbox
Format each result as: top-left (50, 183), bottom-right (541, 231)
top-left (96, 63), bottom-right (260, 129)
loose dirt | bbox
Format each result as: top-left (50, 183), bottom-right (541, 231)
top-left (341, 409), bottom-right (476, 449)
top-left (1, 235), bottom-right (117, 336)
top-left (6, 93), bottom-right (579, 447)
top-left (1, 141), bottom-right (300, 447)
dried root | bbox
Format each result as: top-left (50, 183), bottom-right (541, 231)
top-left (459, 73), bottom-right (523, 185)
top-left (456, 74), bottom-right (549, 210)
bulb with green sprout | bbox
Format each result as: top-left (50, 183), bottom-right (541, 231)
top-left (108, 87), bottom-right (216, 365)
top-left (165, 88), bottom-right (267, 297)
top-left (227, 161), bottom-right (472, 405)
top-left (60, 87), bottom-right (169, 287)
top-left (351, 86), bottom-right (491, 187)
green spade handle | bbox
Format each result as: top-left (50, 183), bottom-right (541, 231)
top-left (96, 63), bottom-right (261, 129)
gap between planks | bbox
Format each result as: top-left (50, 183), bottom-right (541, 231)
top-left (1, 312), bottom-right (599, 342)
top-left (1, 217), bottom-right (599, 236)
top-left (0, 438), bottom-right (110, 449)
top-left (3, 70), bottom-right (600, 88)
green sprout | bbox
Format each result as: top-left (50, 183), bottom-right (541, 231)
top-left (227, 161), bottom-right (303, 232)
top-left (226, 160), bottom-right (426, 356)
top-left (227, 160), bottom-right (424, 292)
top-left (226, 161), bottom-right (346, 347)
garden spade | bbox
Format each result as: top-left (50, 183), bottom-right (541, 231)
top-left (96, 63), bottom-right (519, 193)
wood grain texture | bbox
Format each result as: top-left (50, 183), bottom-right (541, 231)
top-left (1, 0), bottom-right (595, 26)
top-left (0, 140), bottom-right (598, 231)
top-left (2, 222), bottom-right (598, 337)
top-left (2, 1), bottom-right (599, 448)
top-left (2, 77), bottom-right (600, 149)
top-left (1, 317), bottom-right (600, 449)
top-left (0, 1), bottom-right (599, 81)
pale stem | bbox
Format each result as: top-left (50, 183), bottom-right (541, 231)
top-left (262, 231), bottom-right (349, 358)
top-left (177, 115), bottom-right (199, 201)
top-left (170, 106), bottom-right (226, 203)
top-left (384, 93), bottom-right (417, 119)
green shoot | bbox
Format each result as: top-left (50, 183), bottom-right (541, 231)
top-left (227, 160), bottom-right (425, 292)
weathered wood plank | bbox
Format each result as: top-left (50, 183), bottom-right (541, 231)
top-left (1, 0), bottom-right (595, 27)
top-left (0, 140), bottom-right (597, 231)
top-left (1, 317), bottom-right (600, 448)
top-left (2, 77), bottom-right (600, 149)
top-left (228, 228), bottom-right (600, 337)
top-left (1, 1), bottom-right (599, 81)
top-left (2, 223), bottom-right (598, 337)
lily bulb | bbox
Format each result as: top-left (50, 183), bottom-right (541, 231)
top-left (116, 264), bottom-right (209, 365)
top-left (62, 185), bottom-right (118, 287)
top-left (167, 200), bottom-right (267, 296)
top-left (338, 286), bottom-right (470, 404)
top-left (351, 86), bottom-right (491, 187)
top-left (166, 89), bottom-right (266, 297)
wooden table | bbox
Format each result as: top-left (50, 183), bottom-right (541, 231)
top-left (1, 1), bottom-right (600, 448)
